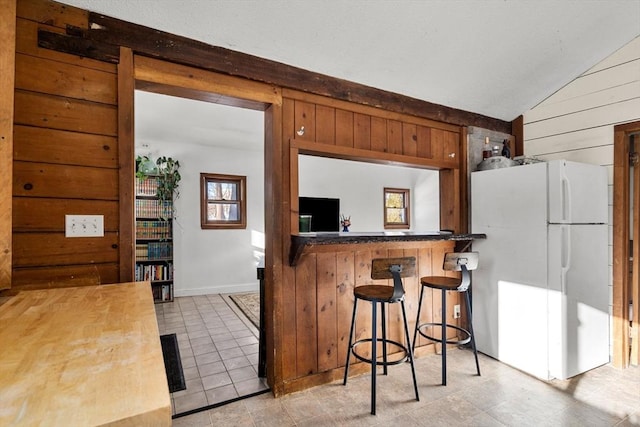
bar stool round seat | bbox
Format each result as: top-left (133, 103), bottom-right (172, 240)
top-left (413, 252), bottom-right (481, 386)
top-left (354, 284), bottom-right (404, 302)
top-left (350, 285), bottom-right (412, 367)
top-left (416, 277), bottom-right (473, 347)
top-left (343, 257), bottom-right (420, 415)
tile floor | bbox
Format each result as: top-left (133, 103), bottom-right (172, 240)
top-left (155, 294), bottom-right (269, 416)
top-left (167, 312), bottom-right (640, 426)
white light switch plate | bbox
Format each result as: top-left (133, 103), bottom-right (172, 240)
top-left (65, 215), bottom-right (104, 237)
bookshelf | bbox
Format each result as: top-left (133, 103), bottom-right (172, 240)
top-left (135, 176), bottom-right (174, 303)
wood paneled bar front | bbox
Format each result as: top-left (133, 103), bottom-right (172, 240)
top-left (279, 232), bottom-right (485, 394)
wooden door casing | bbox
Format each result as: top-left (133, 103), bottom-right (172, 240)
top-left (613, 121), bottom-right (640, 367)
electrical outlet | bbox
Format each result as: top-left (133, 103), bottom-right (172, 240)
top-left (453, 304), bottom-right (461, 319)
top-left (65, 215), bottom-right (104, 237)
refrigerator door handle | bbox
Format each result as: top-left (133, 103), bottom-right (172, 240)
top-left (561, 225), bottom-right (571, 292)
top-left (560, 224), bottom-right (571, 378)
top-left (561, 174), bottom-right (572, 223)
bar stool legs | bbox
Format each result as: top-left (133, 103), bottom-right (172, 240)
top-left (401, 301), bottom-right (420, 401)
top-left (413, 252), bottom-right (481, 386)
top-left (413, 279), bottom-right (481, 386)
top-left (465, 289), bottom-right (481, 377)
top-left (343, 299), bottom-right (358, 384)
top-left (343, 298), bottom-right (419, 415)
top-left (440, 285), bottom-right (448, 386)
top-left (343, 257), bottom-right (420, 415)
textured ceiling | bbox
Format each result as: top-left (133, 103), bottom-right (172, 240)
top-left (58, 1), bottom-right (640, 152)
top-left (59, 0), bottom-right (640, 121)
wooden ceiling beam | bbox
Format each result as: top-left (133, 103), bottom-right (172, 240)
top-left (40, 9), bottom-right (512, 133)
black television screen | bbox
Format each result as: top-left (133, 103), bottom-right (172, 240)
top-left (299, 197), bottom-right (340, 232)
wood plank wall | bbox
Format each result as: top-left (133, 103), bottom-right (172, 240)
top-left (524, 36), bottom-right (640, 163)
top-left (283, 90), bottom-right (461, 170)
top-left (282, 89), bottom-right (465, 241)
top-left (0, 0), bottom-right (17, 290)
top-left (7, 0), bottom-right (503, 395)
top-left (12, 0), bottom-right (120, 289)
top-left (278, 89), bottom-right (466, 392)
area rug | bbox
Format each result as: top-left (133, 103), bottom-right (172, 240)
top-left (160, 333), bottom-right (186, 393)
top-left (229, 292), bottom-right (260, 328)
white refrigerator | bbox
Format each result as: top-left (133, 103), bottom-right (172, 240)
top-left (470, 160), bottom-right (609, 380)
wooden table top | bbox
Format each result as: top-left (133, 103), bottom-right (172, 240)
top-left (0, 282), bottom-right (171, 426)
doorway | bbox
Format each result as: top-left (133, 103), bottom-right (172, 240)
top-left (121, 52), bottom-right (280, 415)
top-left (613, 122), bottom-right (640, 368)
top-left (134, 91), bottom-right (268, 415)
top-left (134, 90), bottom-right (265, 298)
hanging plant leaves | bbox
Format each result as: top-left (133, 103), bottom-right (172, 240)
top-left (156, 156), bottom-right (181, 202)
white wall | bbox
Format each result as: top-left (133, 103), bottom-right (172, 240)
top-left (137, 140), bottom-right (265, 297)
top-left (523, 35), bottom-right (640, 350)
top-left (135, 146), bottom-right (439, 297)
top-left (298, 155), bottom-right (440, 232)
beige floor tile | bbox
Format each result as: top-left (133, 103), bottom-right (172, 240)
top-left (156, 293), bottom-right (264, 419)
top-left (160, 296), bottom-right (640, 426)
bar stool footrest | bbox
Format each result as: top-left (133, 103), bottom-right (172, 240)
top-left (415, 322), bottom-right (471, 346)
top-left (351, 338), bottom-right (410, 366)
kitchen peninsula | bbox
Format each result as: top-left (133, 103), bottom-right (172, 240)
top-left (290, 231), bottom-right (485, 266)
top-left (280, 230), bottom-right (486, 394)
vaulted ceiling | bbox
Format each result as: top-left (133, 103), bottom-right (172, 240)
top-left (58, 0), bottom-right (640, 149)
top-left (58, 0), bottom-right (640, 121)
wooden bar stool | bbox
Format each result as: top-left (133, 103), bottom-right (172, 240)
top-left (343, 257), bottom-right (420, 415)
top-left (413, 252), bottom-right (481, 385)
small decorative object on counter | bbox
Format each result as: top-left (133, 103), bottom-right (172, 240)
top-left (501, 139), bottom-right (511, 159)
top-left (491, 142), bottom-right (501, 157)
top-left (482, 137), bottom-right (492, 160)
top-left (340, 214), bottom-right (351, 232)
top-left (299, 215), bottom-right (312, 232)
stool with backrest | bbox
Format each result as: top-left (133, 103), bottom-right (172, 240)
top-left (343, 256), bottom-right (420, 415)
top-left (413, 252), bottom-right (481, 386)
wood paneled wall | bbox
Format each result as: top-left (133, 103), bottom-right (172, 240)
top-left (279, 241), bottom-right (459, 393)
top-left (12, 1), bottom-right (120, 289)
top-left (283, 90), bottom-right (460, 170)
top-left (0, 0), bottom-right (16, 290)
top-left (6, 0), bottom-right (498, 396)
top-left (282, 90), bottom-right (465, 242)
top-left (523, 36), bottom-right (640, 165)
top-left (278, 89), bottom-right (466, 392)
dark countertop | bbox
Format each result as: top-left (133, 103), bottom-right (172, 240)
top-left (290, 231), bottom-right (486, 265)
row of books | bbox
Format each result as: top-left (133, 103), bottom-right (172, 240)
top-left (135, 199), bottom-right (172, 218)
top-left (136, 220), bottom-right (172, 239)
top-left (136, 242), bottom-right (173, 260)
top-left (135, 263), bottom-right (174, 282)
top-left (152, 284), bottom-right (172, 302)
top-left (135, 177), bottom-right (159, 197)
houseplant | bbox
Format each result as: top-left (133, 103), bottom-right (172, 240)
top-left (135, 155), bottom-right (157, 178)
top-left (155, 156), bottom-right (181, 202)
top-left (135, 155), bottom-right (181, 219)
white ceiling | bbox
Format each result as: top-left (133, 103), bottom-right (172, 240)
top-left (60, 0), bottom-right (640, 149)
top-left (134, 90), bottom-right (264, 151)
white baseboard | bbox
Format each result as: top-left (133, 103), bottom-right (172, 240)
top-left (174, 282), bottom-right (259, 297)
